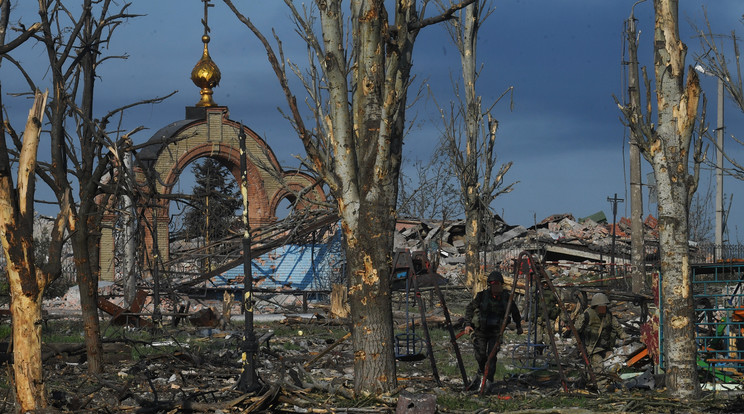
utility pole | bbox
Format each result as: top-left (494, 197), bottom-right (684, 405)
top-left (608, 193), bottom-right (624, 277)
top-left (625, 3), bottom-right (645, 293)
top-left (715, 77), bottom-right (724, 260)
top-left (694, 65), bottom-right (725, 260)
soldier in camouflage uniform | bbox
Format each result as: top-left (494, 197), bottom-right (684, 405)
top-left (574, 292), bottom-right (628, 389)
top-left (464, 271), bottom-right (523, 390)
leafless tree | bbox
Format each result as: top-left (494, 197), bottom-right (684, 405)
top-left (437, 0), bottom-right (515, 292)
top-left (695, 10), bottom-right (744, 181)
top-left (0, 90), bottom-right (66, 413)
top-left (0, 3), bottom-right (65, 410)
top-left (222, 0), bottom-right (476, 395)
top-left (397, 150), bottom-right (460, 220)
top-left (30, 0), bottom-right (145, 375)
top-left (4, 1), bottom-right (169, 376)
top-left (616, 0), bottom-right (704, 398)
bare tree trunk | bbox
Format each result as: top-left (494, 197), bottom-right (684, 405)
top-left (650, 0), bottom-right (701, 398)
top-left (656, 177), bottom-right (698, 396)
top-left (440, 0), bottom-right (513, 292)
top-left (0, 90), bottom-right (49, 412)
top-left (618, 0), bottom-right (701, 397)
top-left (462, 2), bottom-right (481, 291)
top-left (9, 278), bottom-right (45, 409)
top-left (345, 208), bottom-right (396, 392)
top-left (72, 227), bottom-right (104, 373)
top-left (224, 0), bottom-right (477, 394)
top-left (464, 207), bottom-right (480, 289)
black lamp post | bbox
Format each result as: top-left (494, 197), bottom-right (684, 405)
top-left (237, 125), bottom-right (261, 392)
top-left (607, 193), bottom-right (624, 276)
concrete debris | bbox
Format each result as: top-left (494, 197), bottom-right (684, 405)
top-left (492, 225), bottom-right (528, 246)
top-left (394, 211), bottom-right (664, 285)
top-left (623, 368), bottom-right (656, 390)
top-left (395, 392), bottom-right (436, 413)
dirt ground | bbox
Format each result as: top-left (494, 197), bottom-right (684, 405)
top-left (0, 309), bottom-right (742, 414)
top-left (0, 283), bottom-right (742, 413)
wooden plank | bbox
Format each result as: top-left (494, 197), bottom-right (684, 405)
top-left (626, 347), bottom-right (648, 367)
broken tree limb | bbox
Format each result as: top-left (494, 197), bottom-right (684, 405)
top-left (303, 332), bottom-right (351, 370)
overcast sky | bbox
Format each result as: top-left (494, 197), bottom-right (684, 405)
top-left (4, 1), bottom-right (744, 242)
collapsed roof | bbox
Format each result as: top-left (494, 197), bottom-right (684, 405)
top-left (395, 212), bottom-right (662, 269)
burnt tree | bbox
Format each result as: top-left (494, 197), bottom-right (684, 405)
top-left (9, 1), bottom-right (164, 374)
top-left (0, 4), bottom-right (66, 410)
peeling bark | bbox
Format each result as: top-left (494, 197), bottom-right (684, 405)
top-left (618, 1), bottom-right (701, 397)
top-left (653, 0), bottom-right (700, 398)
top-left (617, 0), bottom-right (700, 398)
top-left (0, 90), bottom-right (49, 411)
top-left (224, 0), bottom-right (477, 395)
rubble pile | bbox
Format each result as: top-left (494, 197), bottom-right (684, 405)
top-left (397, 213), bottom-right (660, 262)
top-left (395, 212), bottom-right (664, 288)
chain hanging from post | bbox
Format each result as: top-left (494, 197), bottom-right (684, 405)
top-left (411, 272), bottom-right (441, 386)
top-left (430, 274), bottom-right (469, 388)
top-left (391, 250), bottom-right (468, 387)
top-left (523, 254), bottom-right (570, 392)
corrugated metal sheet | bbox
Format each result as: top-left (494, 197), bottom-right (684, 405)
top-left (215, 230), bottom-right (344, 291)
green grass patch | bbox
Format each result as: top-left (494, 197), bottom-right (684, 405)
top-left (0, 324), bottom-right (10, 341)
top-left (43, 328), bottom-right (84, 343)
top-left (480, 394), bottom-right (593, 412)
top-left (437, 394), bottom-right (486, 411)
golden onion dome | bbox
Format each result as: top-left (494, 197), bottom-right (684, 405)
top-left (191, 34), bottom-right (221, 107)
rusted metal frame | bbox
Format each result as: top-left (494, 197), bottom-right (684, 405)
top-left (96, 296), bottom-right (152, 328)
top-left (411, 271), bottom-right (441, 386)
top-left (528, 252), bottom-right (598, 388)
top-left (431, 279), bottom-right (469, 388)
top-left (527, 253), bottom-right (569, 392)
top-left (479, 260), bottom-right (520, 395)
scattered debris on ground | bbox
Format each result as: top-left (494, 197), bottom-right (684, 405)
top-left (0, 294), bottom-right (738, 413)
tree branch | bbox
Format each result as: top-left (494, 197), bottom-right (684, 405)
top-left (0, 22), bottom-right (41, 54)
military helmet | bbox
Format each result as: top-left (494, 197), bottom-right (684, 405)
top-left (486, 271), bottom-right (504, 284)
top-left (590, 292), bottom-right (610, 307)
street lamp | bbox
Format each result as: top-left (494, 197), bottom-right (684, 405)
top-left (607, 193), bottom-right (624, 276)
top-left (695, 65), bottom-right (725, 260)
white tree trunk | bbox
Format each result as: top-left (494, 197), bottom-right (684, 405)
top-left (653, 0), bottom-right (701, 398)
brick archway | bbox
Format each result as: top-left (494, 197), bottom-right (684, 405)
top-left (98, 106), bottom-right (326, 281)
